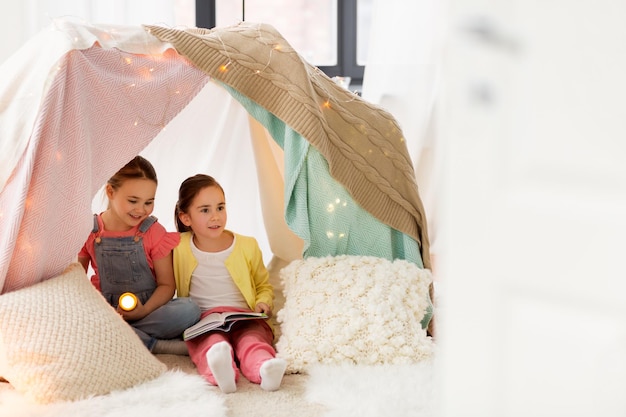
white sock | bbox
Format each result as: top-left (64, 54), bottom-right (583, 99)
top-left (260, 358), bottom-right (287, 391)
top-left (206, 342), bottom-right (237, 393)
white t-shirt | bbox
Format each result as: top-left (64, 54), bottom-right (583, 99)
top-left (189, 236), bottom-right (248, 311)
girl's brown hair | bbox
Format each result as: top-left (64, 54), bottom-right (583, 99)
top-left (108, 155), bottom-right (158, 191)
top-left (175, 174), bottom-right (225, 232)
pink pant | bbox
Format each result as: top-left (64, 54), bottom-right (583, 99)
top-left (186, 312), bottom-right (276, 385)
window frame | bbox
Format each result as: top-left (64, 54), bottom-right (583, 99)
top-left (195, 0), bottom-right (364, 84)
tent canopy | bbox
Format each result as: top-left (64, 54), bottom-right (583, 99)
top-left (0, 18), bottom-right (430, 294)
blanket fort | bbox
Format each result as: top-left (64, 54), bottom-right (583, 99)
top-left (0, 18), bottom-right (431, 294)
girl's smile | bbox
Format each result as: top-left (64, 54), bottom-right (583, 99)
top-left (105, 178), bottom-right (157, 231)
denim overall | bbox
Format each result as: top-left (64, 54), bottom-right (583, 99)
top-left (92, 214), bottom-right (201, 350)
top-left (93, 215), bottom-right (157, 308)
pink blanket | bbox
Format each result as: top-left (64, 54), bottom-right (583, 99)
top-left (0, 45), bottom-right (208, 293)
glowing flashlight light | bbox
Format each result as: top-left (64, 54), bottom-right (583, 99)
top-left (118, 292), bottom-right (138, 311)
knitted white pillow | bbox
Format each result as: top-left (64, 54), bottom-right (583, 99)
top-left (275, 255), bottom-right (434, 373)
top-left (0, 263), bottom-right (166, 404)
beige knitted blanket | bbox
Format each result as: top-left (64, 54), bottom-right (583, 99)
top-left (145, 22), bottom-right (431, 269)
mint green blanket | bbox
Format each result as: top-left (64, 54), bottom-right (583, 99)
top-left (230, 86), bottom-right (424, 267)
top-left (228, 87), bottom-right (432, 328)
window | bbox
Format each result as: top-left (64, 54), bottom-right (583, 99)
top-left (195, 0), bottom-right (369, 85)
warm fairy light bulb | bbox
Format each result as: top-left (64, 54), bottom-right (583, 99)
top-left (119, 292), bottom-right (138, 311)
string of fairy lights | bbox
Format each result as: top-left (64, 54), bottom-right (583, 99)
top-left (46, 6), bottom-right (359, 126)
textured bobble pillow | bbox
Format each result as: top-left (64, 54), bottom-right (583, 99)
top-left (276, 255), bottom-right (434, 373)
top-left (0, 263), bottom-right (166, 404)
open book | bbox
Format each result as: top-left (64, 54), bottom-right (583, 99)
top-left (183, 311), bottom-right (268, 341)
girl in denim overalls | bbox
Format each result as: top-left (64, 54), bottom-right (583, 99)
top-left (173, 174), bottom-right (287, 393)
top-left (78, 156), bottom-right (200, 354)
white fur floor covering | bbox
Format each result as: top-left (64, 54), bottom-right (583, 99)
top-left (307, 360), bottom-right (438, 417)
top-left (0, 360), bottom-right (437, 417)
top-left (0, 371), bottom-right (227, 417)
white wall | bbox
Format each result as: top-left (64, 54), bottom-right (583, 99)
top-left (0, 3), bottom-right (28, 64)
top-left (438, 0), bottom-right (626, 415)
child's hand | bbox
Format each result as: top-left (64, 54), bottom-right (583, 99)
top-left (255, 302), bottom-right (272, 318)
top-left (117, 299), bottom-right (147, 321)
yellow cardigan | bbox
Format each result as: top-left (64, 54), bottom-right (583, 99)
top-left (173, 231), bottom-right (274, 312)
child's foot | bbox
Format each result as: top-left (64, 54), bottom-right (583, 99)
top-left (206, 342), bottom-right (237, 393)
top-left (260, 358), bottom-right (287, 391)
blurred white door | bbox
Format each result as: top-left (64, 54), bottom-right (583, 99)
top-left (439, 1), bottom-right (626, 416)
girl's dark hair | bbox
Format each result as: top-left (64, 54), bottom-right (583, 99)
top-left (108, 155), bottom-right (158, 190)
top-left (175, 174), bottom-right (225, 232)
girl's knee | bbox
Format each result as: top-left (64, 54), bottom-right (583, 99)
top-left (173, 297), bottom-right (201, 322)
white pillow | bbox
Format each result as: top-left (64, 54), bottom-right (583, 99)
top-left (0, 263), bottom-right (166, 403)
top-left (276, 255), bottom-right (434, 373)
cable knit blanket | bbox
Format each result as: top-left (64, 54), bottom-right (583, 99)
top-left (145, 23), bottom-right (431, 269)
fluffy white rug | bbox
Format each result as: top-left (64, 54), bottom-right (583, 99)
top-left (0, 370), bottom-right (226, 417)
top-left (306, 360), bottom-right (438, 417)
top-left (0, 358), bottom-right (437, 417)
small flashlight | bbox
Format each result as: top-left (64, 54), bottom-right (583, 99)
top-left (118, 292), bottom-right (138, 311)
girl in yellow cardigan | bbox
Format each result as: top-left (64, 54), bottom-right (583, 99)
top-left (173, 174), bottom-right (286, 393)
